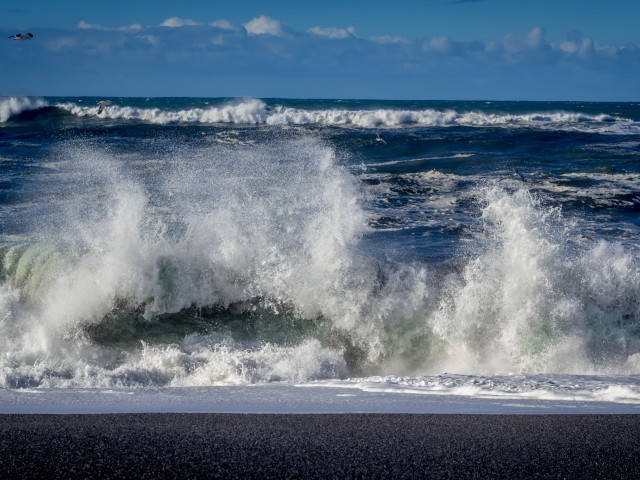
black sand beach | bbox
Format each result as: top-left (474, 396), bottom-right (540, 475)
top-left (1, 414), bottom-right (639, 479)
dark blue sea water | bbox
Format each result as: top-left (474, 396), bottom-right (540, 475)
top-left (0, 96), bottom-right (639, 398)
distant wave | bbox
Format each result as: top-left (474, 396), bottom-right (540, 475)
top-left (0, 96), bottom-right (49, 123)
top-left (50, 98), bottom-right (640, 134)
top-left (2, 97), bottom-right (638, 134)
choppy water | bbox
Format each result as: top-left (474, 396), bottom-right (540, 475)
top-left (0, 96), bottom-right (639, 405)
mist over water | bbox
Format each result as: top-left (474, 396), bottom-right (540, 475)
top-left (0, 96), bottom-right (639, 390)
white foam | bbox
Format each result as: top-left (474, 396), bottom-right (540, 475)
top-left (330, 373), bottom-right (640, 405)
top-left (535, 172), bottom-right (640, 208)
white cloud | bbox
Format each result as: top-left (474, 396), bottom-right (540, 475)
top-left (209, 19), bottom-right (237, 31)
top-left (243, 16), bottom-right (288, 37)
top-left (308, 26), bottom-right (355, 39)
top-left (136, 35), bottom-right (159, 47)
top-left (77, 20), bottom-right (142, 31)
top-left (559, 41), bottom-right (578, 55)
top-left (422, 35), bottom-right (452, 54)
top-left (369, 35), bottom-right (408, 44)
top-left (577, 38), bottom-right (594, 58)
top-left (78, 20), bottom-right (105, 30)
top-left (500, 33), bottom-right (523, 54)
top-left (558, 34), bottom-right (597, 58)
top-left (595, 43), bottom-right (621, 58)
top-left (211, 34), bottom-right (226, 45)
top-left (486, 27), bottom-right (550, 56)
top-left (523, 26), bottom-right (545, 49)
top-left (308, 26), bottom-right (410, 44)
top-left (160, 17), bottom-right (201, 28)
top-left (70, 20), bottom-right (633, 67)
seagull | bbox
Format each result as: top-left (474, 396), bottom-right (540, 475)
top-left (375, 132), bottom-right (387, 145)
top-left (97, 100), bottom-right (113, 115)
top-left (8, 33), bottom-right (33, 41)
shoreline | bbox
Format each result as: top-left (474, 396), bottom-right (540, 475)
top-left (3, 384), bottom-right (640, 415)
top-left (2, 413), bottom-right (639, 479)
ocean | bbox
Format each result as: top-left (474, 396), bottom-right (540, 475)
top-left (0, 96), bottom-right (639, 412)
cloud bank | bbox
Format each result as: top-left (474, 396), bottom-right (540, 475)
top-left (1, 16), bottom-right (638, 100)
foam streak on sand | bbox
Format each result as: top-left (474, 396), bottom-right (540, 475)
top-left (1, 381), bottom-right (640, 414)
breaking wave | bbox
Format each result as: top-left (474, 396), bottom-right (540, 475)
top-left (0, 134), bottom-right (639, 388)
top-left (1, 97), bottom-right (632, 134)
top-left (0, 96), bottom-right (48, 123)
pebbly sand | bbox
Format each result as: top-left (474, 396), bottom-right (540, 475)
top-left (1, 413), bottom-right (639, 478)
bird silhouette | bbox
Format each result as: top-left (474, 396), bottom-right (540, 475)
top-left (97, 100), bottom-right (113, 115)
top-left (375, 132), bottom-right (387, 145)
top-left (8, 33), bottom-right (33, 41)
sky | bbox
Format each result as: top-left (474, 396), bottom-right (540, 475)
top-left (2, 0), bottom-right (639, 100)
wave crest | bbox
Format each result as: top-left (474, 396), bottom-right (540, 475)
top-left (0, 96), bottom-right (48, 123)
top-left (57, 98), bottom-right (269, 124)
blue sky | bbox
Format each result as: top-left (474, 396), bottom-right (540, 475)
top-left (2, 0), bottom-right (639, 100)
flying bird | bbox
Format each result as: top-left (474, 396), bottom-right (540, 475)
top-left (8, 33), bottom-right (33, 41)
top-left (375, 132), bottom-right (387, 145)
top-left (97, 100), bottom-right (113, 115)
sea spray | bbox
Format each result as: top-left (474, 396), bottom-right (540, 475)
top-left (0, 134), bottom-right (414, 386)
top-left (423, 186), bottom-right (640, 375)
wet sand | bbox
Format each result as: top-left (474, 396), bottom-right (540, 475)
top-left (1, 414), bottom-right (639, 479)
